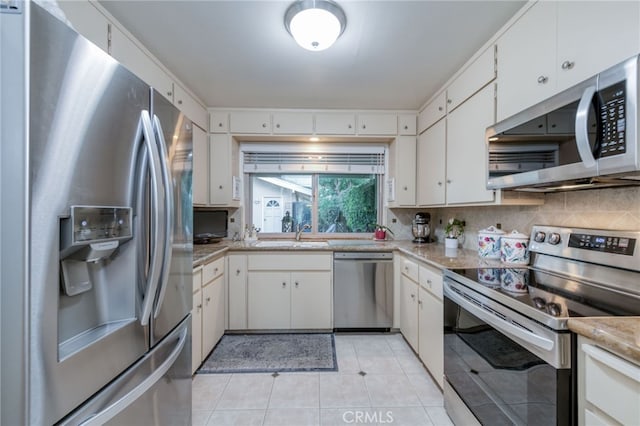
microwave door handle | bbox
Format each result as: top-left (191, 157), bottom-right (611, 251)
top-left (575, 85), bottom-right (597, 168)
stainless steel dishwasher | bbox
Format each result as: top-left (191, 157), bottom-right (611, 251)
top-left (333, 252), bottom-right (394, 331)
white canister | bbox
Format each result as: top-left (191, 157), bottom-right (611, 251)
top-left (477, 226), bottom-right (505, 259)
top-left (501, 230), bottom-right (530, 264)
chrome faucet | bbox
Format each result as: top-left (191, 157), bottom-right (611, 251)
top-left (295, 223), bottom-right (311, 241)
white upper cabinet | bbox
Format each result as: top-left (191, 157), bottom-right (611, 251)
top-left (389, 136), bottom-right (417, 206)
top-left (272, 112), bottom-right (314, 134)
top-left (192, 125), bottom-right (208, 206)
top-left (446, 83), bottom-right (495, 204)
top-left (418, 92), bottom-right (447, 134)
top-left (398, 114), bottom-right (417, 135)
top-left (446, 46), bottom-right (496, 112)
top-left (315, 113), bottom-right (356, 135)
top-left (229, 111), bottom-right (272, 134)
top-left (556, 1), bottom-right (640, 92)
top-left (357, 113), bottom-right (398, 135)
top-left (209, 112), bottom-right (229, 134)
top-left (416, 118), bottom-right (446, 206)
top-left (497, 1), bottom-right (640, 122)
top-left (58, 1), bottom-right (109, 52)
top-left (173, 84), bottom-right (208, 130)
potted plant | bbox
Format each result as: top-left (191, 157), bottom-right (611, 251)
top-left (373, 224), bottom-right (394, 241)
top-left (444, 218), bottom-right (465, 249)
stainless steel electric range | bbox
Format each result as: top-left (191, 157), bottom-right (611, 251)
top-left (442, 225), bottom-right (640, 426)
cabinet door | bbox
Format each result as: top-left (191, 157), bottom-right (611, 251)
top-left (357, 114), bottom-right (397, 135)
top-left (418, 92), bottom-right (447, 134)
top-left (202, 275), bottom-right (224, 358)
top-left (556, 1), bottom-right (640, 92)
top-left (58, 1), bottom-right (109, 52)
top-left (315, 113), bottom-right (356, 135)
top-left (227, 254), bottom-right (247, 330)
top-left (392, 136), bottom-right (417, 206)
top-left (400, 275), bottom-right (419, 352)
top-left (418, 287), bottom-right (443, 388)
top-left (446, 84), bottom-right (495, 204)
top-left (173, 84), bottom-right (208, 130)
top-left (398, 114), bottom-right (417, 136)
top-left (110, 25), bottom-right (174, 102)
top-left (416, 119), bottom-right (446, 206)
top-left (447, 46), bottom-right (496, 112)
top-left (192, 125), bottom-right (208, 206)
top-left (191, 290), bottom-right (203, 374)
top-left (247, 272), bottom-right (290, 329)
top-left (290, 272), bottom-right (332, 329)
top-left (272, 112), bottom-right (314, 134)
top-left (210, 112), bottom-right (229, 133)
top-left (209, 134), bottom-right (231, 205)
top-left (229, 111), bottom-right (271, 134)
top-left (496, 1), bottom-right (557, 121)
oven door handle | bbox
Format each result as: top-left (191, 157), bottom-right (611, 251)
top-left (444, 282), bottom-right (554, 351)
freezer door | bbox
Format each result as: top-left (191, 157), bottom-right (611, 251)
top-left (150, 90), bottom-right (193, 345)
top-left (59, 317), bottom-right (192, 426)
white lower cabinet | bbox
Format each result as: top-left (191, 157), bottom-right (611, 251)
top-left (578, 336), bottom-right (640, 425)
top-left (247, 271), bottom-right (291, 329)
top-left (399, 255), bottom-right (444, 388)
top-left (191, 256), bottom-right (225, 373)
top-left (227, 254), bottom-right (247, 330)
top-left (290, 272), bottom-right (332, 329)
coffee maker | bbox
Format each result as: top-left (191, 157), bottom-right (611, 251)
top-left (412, 212), bottom-right (431, 243)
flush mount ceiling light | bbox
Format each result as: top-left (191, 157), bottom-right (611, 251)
top-left (284, 0), bottom-right (347, 51)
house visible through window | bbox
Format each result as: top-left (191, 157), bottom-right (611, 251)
top-left (243, 145), bottom-right (385, 236)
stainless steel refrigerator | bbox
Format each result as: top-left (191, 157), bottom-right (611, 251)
top-left (1, 3), bottom-right (192, 424)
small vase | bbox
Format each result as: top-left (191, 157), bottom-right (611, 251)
top-left (445, 237), bottom-right (459, 249)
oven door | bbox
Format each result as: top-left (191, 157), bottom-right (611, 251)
top-left (443, 277), bottom-right (573, 426)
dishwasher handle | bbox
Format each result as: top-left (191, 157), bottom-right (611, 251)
top-left (334, 252), bottom-right (393, 260)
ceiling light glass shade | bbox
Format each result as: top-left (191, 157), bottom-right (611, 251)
top-left (285, 0), bottom-right (346, 51)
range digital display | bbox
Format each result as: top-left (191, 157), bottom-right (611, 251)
top-left (568, 233), bottom-right (636, 256)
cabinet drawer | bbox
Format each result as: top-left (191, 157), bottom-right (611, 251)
top-left (192, 267), bottom-right (203, 293)
top-left (247, 253), bottom-right (332, 271)
top-left (401, 258), bottom-right (419, 282)
top-left (357, 113), bottom-right (397, 135)
top-left (315, 113), bottom-right (356, 135)
top-left (418, 92), bottom-right (447, 134)
top-left (447, 45), bottom-right (496, 112)
top-left (272, 112), bottom-right (314, 134)
top-left (229, 111), bottom-right (271, 133)
top-left (583, 343), bottom-right (640, 425)
top-left (203, 256), bottom-right (225, 284)
top-left (209, 112), bottom-right (229, 133)
top-left (419, 265), bottom-right (443, 300)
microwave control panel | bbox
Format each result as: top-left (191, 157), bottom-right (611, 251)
top-left (568, 232), bottom-right (636, 256)
top-left (598, 81), bottom-right (626, 158)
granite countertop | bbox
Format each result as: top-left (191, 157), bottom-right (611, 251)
top-left (568, 317), bottom-right (640, 364)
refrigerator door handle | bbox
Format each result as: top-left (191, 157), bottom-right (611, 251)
top-left (138, 110), bottom-right (166, 326)
top-left (75, 325), bottom-right (188, 426)
top-left (151, 114), bottom-right (175, 319)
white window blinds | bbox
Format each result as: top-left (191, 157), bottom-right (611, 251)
top-left (242, 147), bottom-right (385, 174)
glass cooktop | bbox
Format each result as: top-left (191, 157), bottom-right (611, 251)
top-left (449, 267), bottom-right (640, 322)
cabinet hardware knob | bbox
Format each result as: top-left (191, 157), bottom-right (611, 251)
top-left (438, 106), bottom-right (443, 111)
top-left (427, 279), bottom-right (432, 284)
top-left (167, 91), bottom-right (172, 97)
top-left (447, 99), bottom-right (452, 104)
top-left (218, 122), bottom-right (223, 127)
top-left (219, 185), bottom-right (223, 189)
top-left (437, 181), bottom-right (442, 186)
top-left (197, 304), bottom-right (202, 309)
top-left (295, 281), bottom-right (299, 287)
top-left (282, 282), bottom-right (286, 288)
top-left (362, 124), bottom-right (366, 129)
top-left (561, 60), bottom-right (575, 70)
top-left (276, 124), bottom-right (280, 128)
top-left (446, 179), bottom-right (452, 184)
top-left (537, 75), bottom-right (548, 84)
top-left (236, 269), bottom-right (241, 275)
top-left (348, 124), bottom-right (352, 129)
top-left (411, 294), bottom-right (415, 299)
top-left (178, 100), bottom-right (183, 105)
top-left (403, 186), bottom-right (408, 190)
top-left (206, 297), bottom-right (211, 302)
top-left (418, 300), bottom-right (423, 306)
top-left (404, 125), bottom-right (408, 130)
top-left (262, 123), bottom-right (267, 128)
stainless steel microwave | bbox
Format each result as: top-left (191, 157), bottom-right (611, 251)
top-left (486, 55), bottom-right (640, 192)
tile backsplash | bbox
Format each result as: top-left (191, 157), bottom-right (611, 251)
top-left (389, 186), bottom-right (640, 250)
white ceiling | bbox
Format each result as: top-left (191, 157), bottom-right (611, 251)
top-left (99, 0), bottom-right (526, 110)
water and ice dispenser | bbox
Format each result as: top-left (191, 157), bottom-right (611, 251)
top-left (60, 206), bottom-right (132, 295)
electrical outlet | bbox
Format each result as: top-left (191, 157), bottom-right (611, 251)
top-left (391, 218), bottom-right (397, 223)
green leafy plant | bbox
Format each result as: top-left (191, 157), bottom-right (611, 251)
top-left (444, 218), bottom-right (465, 239)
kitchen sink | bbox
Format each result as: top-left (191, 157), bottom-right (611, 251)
top-left (254, 241), bottom-right (329, 248)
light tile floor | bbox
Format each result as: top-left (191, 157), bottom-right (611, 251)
top-left (192, 333), bottom-right (454, 426)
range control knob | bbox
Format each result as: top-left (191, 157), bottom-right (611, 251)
top-left (534, 231), bottom-right (546, 243)
top-left (548, 233), bottom-right (562, 245)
